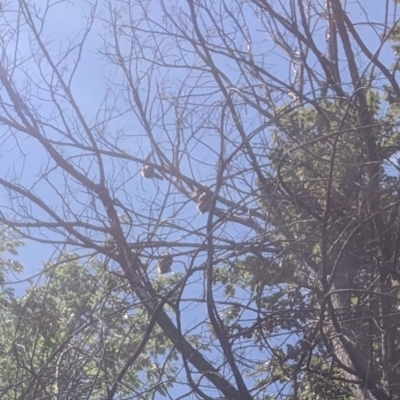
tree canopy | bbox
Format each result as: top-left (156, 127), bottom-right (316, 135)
top-left (1, 1), bottom-right (400, 399)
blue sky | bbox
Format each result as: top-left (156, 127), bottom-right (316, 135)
top-left (8, 0), bottom-right (396, 270)
top-left (2, 0), bottom-right (400, 398)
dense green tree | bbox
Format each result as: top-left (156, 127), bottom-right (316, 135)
top-left (1, 0), bottom-right (400, 399)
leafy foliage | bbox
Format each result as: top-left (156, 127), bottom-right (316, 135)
top-left (0, 254), bottom-right (178, 399)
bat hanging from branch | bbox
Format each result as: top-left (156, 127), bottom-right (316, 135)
top-left (141, 164), bottom-right (163, 180)
top-left (193, 187), bottom-right (212, 214)
top-left (157, 252), bottom-right (173, 274)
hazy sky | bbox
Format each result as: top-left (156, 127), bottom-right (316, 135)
top-left (5, 0), bottom-right (399, 302)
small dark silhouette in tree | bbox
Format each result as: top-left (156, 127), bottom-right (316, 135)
top-left (157, 252), bottom-right (172, 274)
top-left (141, 164), bottom-right (163, 180)
top-left (194, 187), bottom-right (212, 214)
